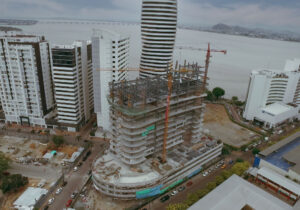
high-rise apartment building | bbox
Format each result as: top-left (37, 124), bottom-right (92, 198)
top-left (92, 29), bottom-right (129, 131)
top-left (243, 59), bottom-right (300, 127)
top-left (0, 35), bottom-right (55, 127)
top-left (52, 41), bottom-right (93, 132)
top-left (140, 0), bottom-right (178, 77)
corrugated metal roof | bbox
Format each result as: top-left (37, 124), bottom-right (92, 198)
top-left (257, 167), bottom-right (300, 195)
top-left (188, 174), bottom-right (293, 210)
top-left (13, 187), bottom-right (48, 209)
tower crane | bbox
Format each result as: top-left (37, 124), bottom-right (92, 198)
top-left (161, 43), bottom-right (227, 163)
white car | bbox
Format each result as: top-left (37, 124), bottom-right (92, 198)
top-left (202, 172), bottom-right (208, 177)
top-left (55, 187), bottom-right (62, 195)
top-left (171, 190), bottom-right (178, 196)
top-left (48, 197), bottom-right (55, 205)
top-left (73, 167), bottom-right (78, 172)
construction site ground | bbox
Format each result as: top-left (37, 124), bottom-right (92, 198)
top-left (203, 103), bottom-right (259, 147)
top-left (0, 135), bottom-right (78, 164)
top-left (76, 184), bottom-right (143, 210)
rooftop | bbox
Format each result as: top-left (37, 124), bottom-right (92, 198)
top-left (13, 187), bottom-right (48, 210)
top-left (188, 174), bottom-right (293, 210)
top-left (283, 145), bottom-right (300, 174)
top-left (262, 102), bottom-right (295, 116)
top-left (257, 167), bottom-right (300, 196)
top-left (260, 133), bottom-right (300, 172)
top-left (92, 139), bottom-right (219, 186)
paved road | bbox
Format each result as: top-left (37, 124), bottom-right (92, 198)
top-left (46, 141), bottom-right (107, 210)
top-left (147, 160), bottom-right (225, 210)
top-left (142, 150), bottom-right (255, 210)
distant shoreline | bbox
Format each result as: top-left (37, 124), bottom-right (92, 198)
top-left (0, 26), bottom-right (22, 32)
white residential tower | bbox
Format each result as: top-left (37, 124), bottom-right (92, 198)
top-left (140, 0), bottom-right (178, 77)
top-left (243, 59), bottom-right (300, 128)
top-left (52, 40), bottom-right (93, 132)
top-left (92, 29), bottom-right (129, 131)
top-left (0, 35), bottom-right (55, 127)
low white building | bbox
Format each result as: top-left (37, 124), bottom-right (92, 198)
top-left (254, 102), bottom-right (298, 128)
top-left (243, 59), bottom-right (300, 128)
top-left (188, 174), bottom-right (294, 210)
top-left (13, 187), bottom-right (48, 210)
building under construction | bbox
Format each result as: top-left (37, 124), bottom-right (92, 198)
top-left (92, 63), bottom-right (223, 199)
top-left (108, 63), bottom-right (205, 165)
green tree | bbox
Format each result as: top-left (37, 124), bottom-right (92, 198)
top-left (52, 135), bottom-right (64, 147)
top-left (221, 170), bottom-right (232, 179)
top-left (205, 90), bottom-right (214, 101)
top-left (185, 193), bottom-right (199, 206)
top-left (212, 87), bottom-right (225, 99)
top-left (236, 158), bottom-right (244, 163)
top-left (90, 130), bottom-right (95, 137)
top-left (221, 147), bottom-right (230, 155)
top-left (1, 174), bottom-right (28, 193)
top-left (196, 188), bottom-right (210, 199)
top-left (215, 175), bottom-right (225, 185)
top-left (167, 203), bottom-right (188, 210)
top-left (0, 152), bottom-right (10, 176)
top-left (241, 145), bottom-right (247, 152)
top-left (231, 96), bottom-right (238, 102)
top-left (252, 148), bottom-right (260, 155)
top-left (206, 181), bottom-right (217, 191)
top-left (235, 100), bottom-right (245, 106)
top-left (230, 162), bottom-right (250, 176)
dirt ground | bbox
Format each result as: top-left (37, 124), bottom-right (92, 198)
top-left (203, 104), bottom-right (259, 147)
top-left (78, 186), bottom-right (142, 210)
top-left (1, 178), bottom-right (41, 210)
top-left (0, 135), bottom-right (78, 164)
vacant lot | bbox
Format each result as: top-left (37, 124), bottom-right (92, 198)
top-left (203, 104), bottom-right (259, 147)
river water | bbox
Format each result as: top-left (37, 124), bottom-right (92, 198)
top-left (15, 20), bottom-right (300, 100)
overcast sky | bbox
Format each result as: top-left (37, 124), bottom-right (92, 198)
top-left (1, 0), bottom-right (300, 33)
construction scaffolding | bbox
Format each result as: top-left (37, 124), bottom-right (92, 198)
top-left (108, 63), bottom-right (207, 166)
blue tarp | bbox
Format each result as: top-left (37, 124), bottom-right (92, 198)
top-left (136, 184), bottom-right (163, 199)
top-left (187, 167), bottom-right (202, 178)
top-left (253, 156), bottom-right (260, 168)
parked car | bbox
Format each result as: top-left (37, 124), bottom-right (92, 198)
top-left (221, 164), bottom-right (227, 169)
top-left (78, 162), bottom-right (82, 167)
top-left (71, 192), bottom-right (78, 199)
top-left (55, 187), bottom-right (62, 195)
top-left (202, 172), bottom-right (208, 177)
top-left (43, 205), bottom-right (49, 210)
top-left (178, 186), bottom-right (185, 192)
top-left (160, 195), bottom-right (170, 202)
top-left (187, 181), bottom-right (193, 186)
top-left (73, 167), bottom-right (78, 172)
top-left (48, 198), bottom-right (54, 205)
top-left (62, 181), bottom-right (68, 187)
top-left (171, 190), bottom-right (178, 196)
top-left (66, 199), bottom-right (72, 207)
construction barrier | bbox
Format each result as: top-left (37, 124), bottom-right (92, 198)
top-left (187, 167), bottom-right (203, 178)
top-left (160, 179), bottom-right (184, 194)
top-left (136, 184), bottom-right (163, 199)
